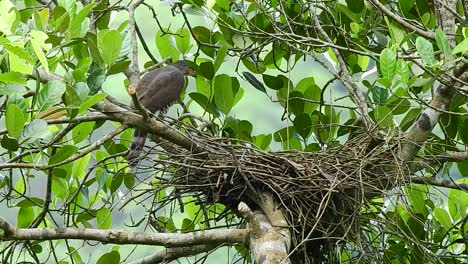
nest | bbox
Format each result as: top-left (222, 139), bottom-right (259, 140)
top-left (137, 123), bottom-right (408, 262)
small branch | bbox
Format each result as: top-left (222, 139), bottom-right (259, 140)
top-left (423, 151), bottom-right (468, 163)
top-left (0, 125), bottom-right (128, 170)
top-left (0, 217), bottom-right (247, 247)
top-left (367, 0), bottom-right (435, 40)
top-left (309, 4), bottom-right (373, 129)
top-left (410, 176), bottom-right (468, 192)
top-left (127, 245), bottom-right (218, 264)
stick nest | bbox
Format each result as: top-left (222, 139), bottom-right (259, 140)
top-left (141, 124), bottom-right (408, 262)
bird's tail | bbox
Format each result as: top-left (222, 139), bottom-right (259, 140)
top-left (127, 129), bottom-right (148, 165)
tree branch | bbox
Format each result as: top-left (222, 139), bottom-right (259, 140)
top-left (410, 176), bottom-right (468, 192)
top-left (127, 244), bottom-right (218, 264)
top-left (0, 216), bottom-right (247, 247)
top-left (367, 0), bottom-right (435, 40)
top-left (238, 201), bottom-right (291, 264)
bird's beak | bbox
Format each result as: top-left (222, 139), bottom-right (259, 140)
top-left (187, 69), bottom-right (197, 77)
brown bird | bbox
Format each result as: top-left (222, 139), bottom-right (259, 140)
top-left (127, 60), bottom-right (196, 164)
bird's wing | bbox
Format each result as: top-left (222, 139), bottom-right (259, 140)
top-left (137, 67), bottom-right (185, 113)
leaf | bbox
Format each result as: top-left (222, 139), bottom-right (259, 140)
top-left (70, 2), bottom-right (97, 38)
top-left (379, 48), bottom-right (396, 80)
top-left (214, 45), bottom-right (227, 72)
top-left (6, 104), bottom-right (25, 138)
top-left (395, 59), bottom-right (410, 84)
top-left (36, 80), bottom-right (66, 114)
top-left (1, 135), bottom-right (19, 151)
top-left (97, 30), bottom-right (122, 66)
top-left (288, 91), bottom-right (304, 116)
top-left (30, 39), bottom-right (49, 71)
top-left (0, 72), bottom-right (27, 84)
top-left (262, 74), bottom-right (283, 90)
top-left (451, 37), bottom-right (468, 55)
top-left (49, 145), bottom-right (79, 165)
top-left (296, 77), bottom-right (321, 114)
top-left (294, 114), bottom-right (312, 140)
top-left (415, 37), bottom-right (436, 65)
top-left (19, 119), bottom-right (49, 144)
top-left (0, 0), bottom-right (19, 35)
top-left (435, 28), bottom-right (451, 55)
top-left (242, 72), bottom-right (266, 93)
top-left (72, 122), bottom-right (95, 144)
top-left (373, 106), bottom-right (393, 127)
top-left (96, 208), bottom-right (112, 229)
top-left (189, 93), bottom-right (218, 115)
top-left (199, 61), bottom-right (214, 80)
top-left (213, 74), bottom-right (233, 114)
top-left (87, 66), bottom-right (106, 95)
top-left (433, 208), bottom-right (452, 231)
top-left (79, 93), bottom-right (107, 114)
top-left (175, 28), bottom-right (191, 54)
top-left (155, 29), bottom-right (179, 61)
top-left (17, 207), bottom-right (35, 228)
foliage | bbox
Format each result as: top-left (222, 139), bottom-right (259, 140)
top-left (0, 0), bottom-right (467, 263)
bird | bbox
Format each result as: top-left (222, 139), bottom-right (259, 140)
top-left (127, 60), bottom-right (196, 164)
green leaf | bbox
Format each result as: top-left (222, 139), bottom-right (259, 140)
top-left (70, 2), bottom-right (97, 38)
top-left (97, 30), bottom-right (122, 66)
top-left (262, 74), bottom-right (283, 90)
top-left (379, 48), bottom-right (396, 80)
top-left (30, 39), bottom-right (48, 71)
top-left (0, 0), bottom-right (20, 35)
top-left (189, 93), bottom-right (218, 115)
top-left (96, 251), bottom-right (120, 264)
top-left (96, 208), bottom-right (112, 229)
top-left (214, 45), bottom-right (227, 72)
top-left (79, 93), bottom-right (107, 114)
top-left (20, 119), bottom-right (49, 144)
top-left (288, 91), bottom-right (304, 116)
top-left (52, 176), bottom-right (69, 199)
top-left (433, 208), bottom-right (452, 231)
top-left (72, 154), bottom-right (91, 180)
top-left (87, 66), bottom-right (106, 95)
top-left (155, 29), bottom-right (179, 61)
top-left (175, 28), bottom-right (191, 54)
top-left (49, 145), bottom-right (79, 165)
top-left (72, 122), bottom-right (95, 144)
top-left (1, 135), bottom-right (19, 151)
top-left (296, 77), bottom-right (321, 114)
top-left (373, 105), bottom-right (393, 127)
top-left (435, 28), bottom-right (451, 55)
top-left (294, 114), bottom-right (312, 140)
top-left (242, 72), bottom-right (266, 94)
top-left (451, 37), bottom-right (468, 55)
top-left (213, 74), bottom-right (233, 114)
top-left (395, 59), bottom-right (410, 84)
top-left (415, 37), bottom-right (436, 65)
top-left (199, 61), bottom-right (214, 80)
top-left (17, 207), bottom-right (35, 228)
top-left (124, 173), bottom-right (135, 188)
top-left (0, 72), bottom-right (27, 84)
top-left (6, 104), bottom-right (25, 138)
top-left (36, 80), bottom-right (66, 114)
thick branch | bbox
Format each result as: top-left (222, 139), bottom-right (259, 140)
top-left (239, 201), bottom-right (291, 264)
top-left (410, 176), bottom-right (468, 192)
top-left (0, 217), bottom-right (247, 247)
top-left (399, 0), bottom-right (464, 161)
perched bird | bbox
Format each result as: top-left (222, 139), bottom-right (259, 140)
top-left (127, 60), bottom-right (196, 164)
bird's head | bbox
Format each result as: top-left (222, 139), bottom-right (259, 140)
top-left (172, 60), bottom-right (197, 77)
